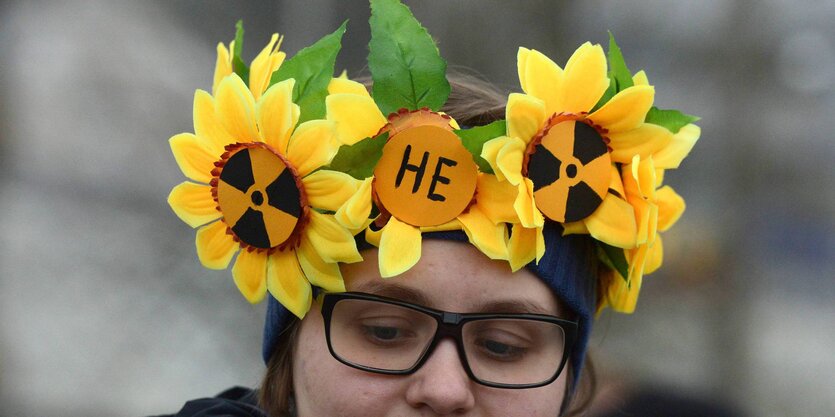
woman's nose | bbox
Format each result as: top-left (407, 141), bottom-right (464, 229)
top-left (405, 339), bottom-right (476, 414)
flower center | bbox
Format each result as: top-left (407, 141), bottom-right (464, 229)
top-left (251, 190), bottom-right (264, 206)
top-left (212, 142), bottom-right (306, 250)
top-left (523, 113), bottom-right (611, 223)
top-left (565, 164), bottom-right (578, 179)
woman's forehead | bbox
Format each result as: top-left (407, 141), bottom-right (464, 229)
top-left (342, 240), bottom-right (564, 316)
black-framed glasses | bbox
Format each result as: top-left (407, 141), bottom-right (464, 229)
top-left (321, 292), bottom-right (578, 389)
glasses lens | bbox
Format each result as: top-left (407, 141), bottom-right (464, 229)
top-left (462, 318), bottom-right (566, 386)
top-left (329, 298), bottom-right (437, 371)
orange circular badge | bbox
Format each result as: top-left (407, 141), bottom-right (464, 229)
top-left (527, 120), bottom-right (611, 223)
top-left (216, 144), bottom-right (301, 249)
top-left (374, 125), bottom-right (478, 227)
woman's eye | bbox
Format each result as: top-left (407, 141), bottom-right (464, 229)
top-left (365, 325), bottom-right (401, 341)
top-left (475, 338), bottom-right (528, 361)
top-left (360, 324), bottom-right (416, 347)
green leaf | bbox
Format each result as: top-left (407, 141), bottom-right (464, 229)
top-left (597, 242), bottom-right (629, 282)
top-left (592, 32), bottom-right (633, 112)
top-left (232, 20), bottom-right (250, 85)
top-left (645, 107), bottom-right (700, 133)
top-left (454, 120), bottom-right (506, 174)
top-left (368, 0), bottom-right (450, 115)
top-left (327, 132), bottom-right (389, 180)
top-left (271, 21), bottom-right (348, 124)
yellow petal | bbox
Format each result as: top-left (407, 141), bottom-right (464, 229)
top-left (506, 93), bottom-right (547, 143)
top-left (170, 133), bottom-right (218, 183)
top-left (457, 205), bottom-right (509, 260)
top-left (608, 164), bottom-right (626, 198)
top-left (517, 47), bottom-right (531, 93)
top-left (647, 203), bottom-right (659, 246)
top-left (168, 182), bottom-right (220, 228)
top-left (215, 74), bottom-right (259, 142)
top-left (475, 173), bottom-right (519, 224)
top-left (481, 136), bottom-right (513, 182)
top-left (305, 211), bottom-right (362, 263)
top-left (627, 190), bottom-right (651, 246)
top-left (231, 249), bottom-right (268, 303)
top-left (520, 48), bottom-right (562, 113)
top-left (378, 217), bottom-right (421, 277)
top-left (257, 79), bottom-right (298, 153)
top-left (584, 193), bottom-right (637, 249)
top-left (632, 70), bottom-right (649, 86)
top-left (655, 168), bottom-right (665, 187)
top-left (287, 120), bottom-right (339, 176)
top-left (328, 77), bottom-right (370, 97)
top-left (325, 94), bottom-right (387, 145)
top-left (514, 179), bottom-right (544, 228)
top-left (249, 34), bottom-right (285, 100)
top-left (364, 224), bottom-right (383, 247)
top-left (589, 85), bottom-right (655, 133)
top-left (644, 237), bottom-right (663, 275)
top-left (297, 236), bottom-right (346, 293)
top-left (605, 270), bottom-right (641, 314)
top-left (420, 219), bottom-right (462, 233)
top-left (624, 244), bottom-right (650, 299)
top-left (193, 90), bottom-right (233, 155)
top-left (195, 220), bottom-right (238, 269)
top-left (496, 137), bottom-right (527, 185)
top-left (212, 42), bottom-right (232, 95)
top-left (633, 155), bottom-right (657, 200)
top-left (562, 221), bottom-right (589, 236)
top-left (607, 123), bottom-right (673, 164)
top-left (303, 170), bottom-right (361, 212)
top-left (656, 186), bottom-right (685, 232)
top-left (266, 250), bottom-right (313, 318)
top-left (555, 42), bottom-right (608, 114)
top-left (444, 114), bottom-right (461, 130)
top-left (653, 123), bottom-right (700, 169)
top-left (508, 224), bottom-right (544, 271)
top-left (335, 177), bottom-right (373, 230)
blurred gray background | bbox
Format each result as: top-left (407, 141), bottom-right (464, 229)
top-left (1, 1), bottom-right (833, 416)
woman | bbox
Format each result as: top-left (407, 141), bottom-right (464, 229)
top-left (161, 0), bottom-right (699, 415)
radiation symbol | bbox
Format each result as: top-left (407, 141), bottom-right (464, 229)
top-left (527, 120), bottom-right (611, 223)
top-left (215, 144), bottom-right (301, 249)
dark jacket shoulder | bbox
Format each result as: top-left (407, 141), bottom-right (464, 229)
top-left (151, 386), bottom-right (266, 417)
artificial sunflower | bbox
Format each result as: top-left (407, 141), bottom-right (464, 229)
top-left (168, 74), bottom-right (362, 318)
top-left (325, 79), bottom-right (515, 276)
top-left (214, 32), bottom-right (286, 100)
top-left (483, 42), bottom-right (680, 267)
top-left (598, 123), bottom-right (698, 312)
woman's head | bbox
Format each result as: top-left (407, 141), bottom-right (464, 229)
top-left (258, 75), bottom-right (601, 416)
top-left (295, 240), bottom-right (570, 416)
top-left (165, 2), bottom-right (698, 414)
top-left (262, 238), bottom-right (598, 416)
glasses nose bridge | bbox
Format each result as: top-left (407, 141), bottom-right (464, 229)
top-left (428, 312), bottom-right (469, 361)
top-left (435, 311), bottom-right (464, 338)
top-left (420, 311), bottom-right (470, 370)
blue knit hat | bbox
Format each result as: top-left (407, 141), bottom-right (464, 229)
top-left (262, 222), bottom-right (597, 385)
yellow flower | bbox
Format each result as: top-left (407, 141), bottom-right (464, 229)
top-left (325, 78), bottom-right (513, 276)
top-left (483, 43), bottom-right (682, 267)
top-left (213, 33), bottom-right (286, 101)
top-left (168, 74), bottom-right (362, 318)
top-left (598, 154), bottom-right (686, 313)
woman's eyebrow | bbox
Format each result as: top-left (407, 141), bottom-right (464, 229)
top-left (350, 281), bottom-right (560, 316)
top-left (474, 300), bottom-right (557, 316)
top-left (351, 281), bottom-right (433, 306)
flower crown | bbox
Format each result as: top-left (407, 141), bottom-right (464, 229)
top-left (167, 0), bottom-right (700, 319)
